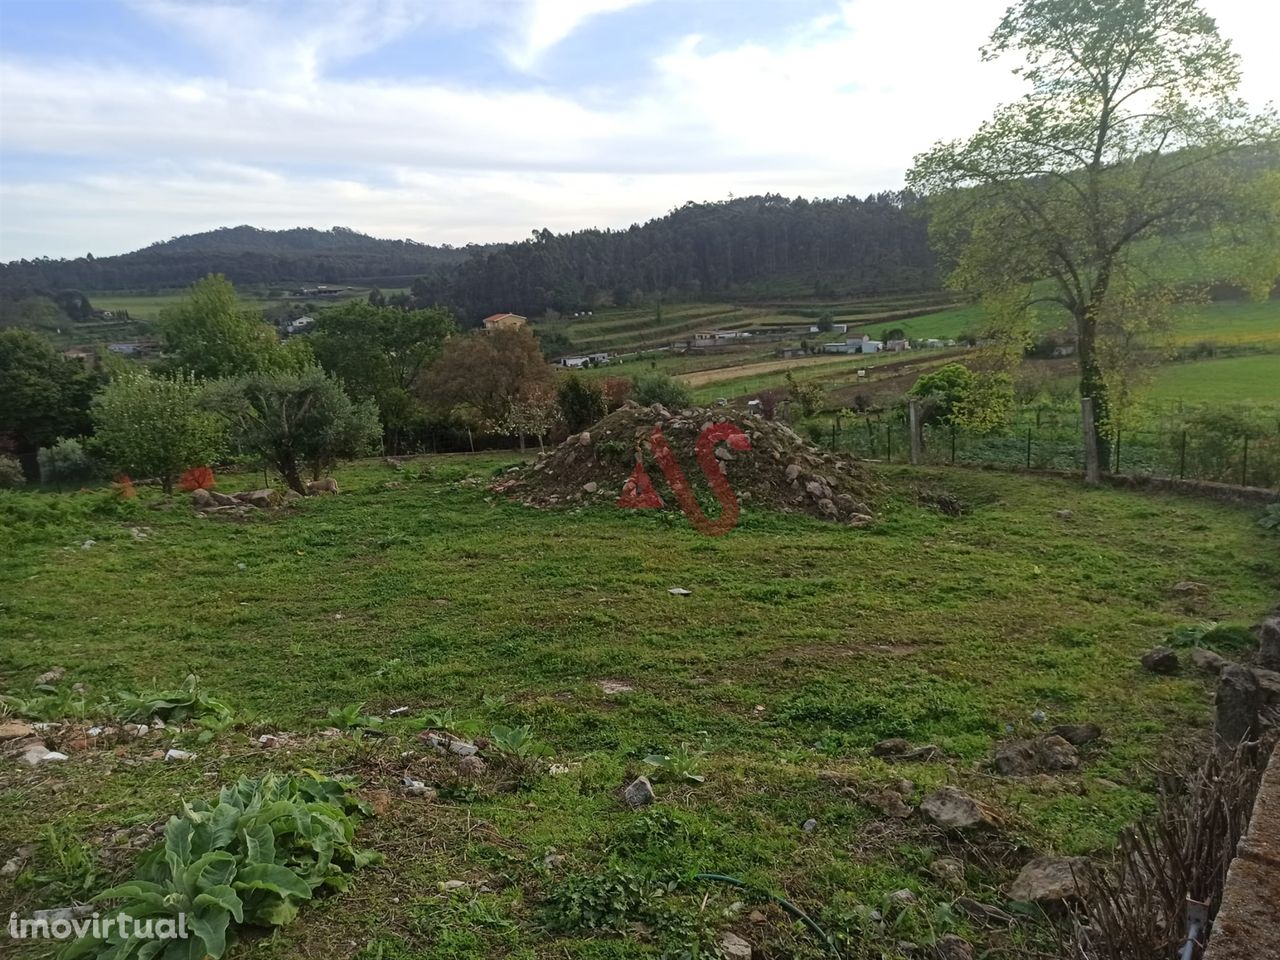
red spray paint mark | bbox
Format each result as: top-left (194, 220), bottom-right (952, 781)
top-left (618, 459), bottom-right (664, 509)
top-left (618, 422), bottom-right (751, 536)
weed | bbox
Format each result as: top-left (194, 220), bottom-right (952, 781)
top-left (643, 742), bottom-right (708, 783)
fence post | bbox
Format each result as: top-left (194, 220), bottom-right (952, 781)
top-left (1242, 436), bottom-right (1249, 487)
top-left (950, 423), bottom-right (957, 464)
top-left (908, 399), bottom-right (923, 465)
top-left (886, 423), bottom-right (893, 463)
top-left (1026, 427), bottom-right (1033, 469)
top-left (1179, 430), bottom-right (1187, 479)
top-left (1081, 397), bottom-right (1101, 485)
top-left (1114, 428), bottom-right (1122, 474)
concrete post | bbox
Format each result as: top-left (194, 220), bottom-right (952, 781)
top-left (908, 399), bottom-right (923, 466)
top-left (1081, 397), bottom-right (1101, 485)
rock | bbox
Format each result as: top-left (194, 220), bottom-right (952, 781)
top-left (34, 667), bottom-right (65, 685)
top-left (32, 905), bottom-right (94, 924)
top-left (256, 734), bottom-right (282, 748)
top-left (888, 889), bottom-right (917, 906)
top-left (0, 857), bottom-right (22, 877)
top-left (1260, 617), bottom-right (1280, 671)
top-left (577, 431), bottom-right (592, 446)
top-left (1048, 723), bottom-right (1102, 745)
top-left (239, 488), bottom-right (279, 509)
top-left (1008, 856), bottom-right (1092, 905)
top-left (668, 587), bottom-right (692, 596)
top-left (423, 732), bottom-right (478, 757)
top-left (920, 787), bottom-right (1001, 831)
top-left (0, 720), bottom-right (35, 741)
top-left (867, 789), bottom-right (913, 819)
top-left (893, 778), bottom-right (914, 796)
top-left (191, 488), bottom-right (215, 509)
top-left (817, 498), bottom-right (837, 517)
top-left (993, 740), bottom-right (1038, 776)
top-left (784, 464), bottom-right (802, 482)
top-left (934, 934), bottom-right (973, 960)
top-left (624, 776), bottom-right (656, 809)
top-left (306, 478), bottom-right (339, 495)
top-left (718, 931), bottom-right (752, 959)
top-left (402, 778), bottom-right (438, 799)
top-left (805, 480), bottom-right (824, 497)
top-left (582, 481), bottom-right (598, 494)
top-left (440, 879), bottom-right (469, 892)
top-left (123, 723), bottom-right (149, 738)
top-left (1054, 509), bottom-right (1073, 519)
top-left (80, 539), bottom-right (96, 550)
top-left (801, 818), bottom-right (818, 833)
top-left (366, 789), bottom-right (392, 816)
top-left (1035, 734), bottom-right (1080, 771)
top-left (993, 735), bottom-right (1078, 776)
top-left (457, 755), bottom-right (487, 776)
top-left (929, 858), bottom-right (965, 886)
top-left (1141, 646), bottom-right (1179, 674)
top-left (21, 744), bottom-right (69, 765)
top-left (208, 490), bottom-right (240, 507)
top-left (749, 910), bottom-right (767, 924)
top-left (599, 680), bottom-right (633, 695)
top-left (954, 896), bottom-right (1014, 925)
top-left (1171, 580), bottom-right (1207, 595)
top-left (164, 748), bottom-right (195, 762)
top-left (1030, 709), bottom-right (1047, 723)
top-left (1190, 648), bottom-right (1227, 674)
top-left (715, 446), bottom-right (734, 462)
top-left (1216, 664), bottom-right (1263, 745)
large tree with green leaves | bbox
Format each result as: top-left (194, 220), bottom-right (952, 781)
top-left (158, 274), bottom-right (302, 379)
top-left (308, 300), bottom-right (455, 451)
top-left (206, 366), bottom-right (381, 495)
top-left (908, 0), bottom-right (1279, 461)
top-left (91, 372), bottom-right (226, 494)
top-left (0, 329), bottom-right (99, 474)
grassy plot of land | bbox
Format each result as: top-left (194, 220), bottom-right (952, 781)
top-left (1144, 354), bottom-right (1280, 406)
top-left (2, 459), bottom-right (1277, 958)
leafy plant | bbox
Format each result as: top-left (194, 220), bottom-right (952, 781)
top-left (325, 702), bottom-right (383, 733)
top-left (22, 824), bottom-right (100, 897)
top-left (1, 685), bottom-right (98, 722)
top-left (0, 454), bottom-right (26, 489)
top-left (489, 724), bottom-right (551, 759)
top-left (38, 438), bottom-right (98, 488)
top-left (643, 742), bottom-right (708, 784)
top-left (60, 773), bottom-right (378, 959)
top-left (115, 674), bottom-right (233, 725)
top-left (416, 708), bottom-right (482, 738)
top-left (1259, 503), bottom-right (1280, 531)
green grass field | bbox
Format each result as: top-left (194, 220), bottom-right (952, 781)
top-left (3, 458), bottom-right (1276, 958)
top-left (1144, 354), bottom-right (1280, 405)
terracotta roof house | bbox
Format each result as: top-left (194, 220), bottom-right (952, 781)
top-left (481, 312), bottom-right (527, 331)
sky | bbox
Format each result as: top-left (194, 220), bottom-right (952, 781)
top-left (0, 0), bottom-right (1276, 261)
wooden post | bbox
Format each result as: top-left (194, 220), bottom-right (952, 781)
top-left (1081, 397), bottom-right (1101, 485)
top-left (908, 399), bottom-right (923, 465)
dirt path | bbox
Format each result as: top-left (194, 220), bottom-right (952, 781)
top-left (680, 352), bottom-right (896, 387)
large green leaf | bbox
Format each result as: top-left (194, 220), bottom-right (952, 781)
top-left (162, 818), bottom-right (194, 878)
top-left (194, 884), bottom-right (244, 924)
top-left (94, 880), bottom-right (169, 905)
top-left (241, 822), bottom-right (276, 865)
top-left (233, 863), bottom-right (313, 900)
top-left (182, 850), bottom-right (237, 894)
top-left (188, 904), bottom-right (233, 959)
top-left (207, 802), bottom-right (241, 850)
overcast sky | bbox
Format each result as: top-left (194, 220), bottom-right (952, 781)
top-left (0, 0), bottom-right (1275, 261)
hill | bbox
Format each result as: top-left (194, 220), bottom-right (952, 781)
top-left (0, 225), bottom-right (485, 293)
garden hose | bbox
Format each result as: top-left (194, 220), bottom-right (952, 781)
top-left (691, 872), bottom-right (842, 958)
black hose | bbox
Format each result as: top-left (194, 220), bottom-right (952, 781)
top-left (691, 872), bottom-right (842, 958)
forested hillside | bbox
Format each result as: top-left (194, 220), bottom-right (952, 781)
top-left (0, 226), bottom-right (482, 291)
top-left (0, 194), bottom-right (938, 326)
top-left (411, 193), bottom-right (937, 321)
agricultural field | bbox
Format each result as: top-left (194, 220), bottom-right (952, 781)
top-left (1144, 354), bottom-right (1280, 406)
top-left (3, 456), bottom-right (1277, 958)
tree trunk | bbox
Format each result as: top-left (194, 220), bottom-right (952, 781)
top-left (518, 433), bottom-right (526, 453)
top-left (162, 475), bottom-right (173, 495)
top-left (280, 458), bottom-right (308, 496)
top-left (1076, 304), bottom-right (1111, 469)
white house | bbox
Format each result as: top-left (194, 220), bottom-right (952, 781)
top-left (558, 356), bottom-right (590, 368)
top-left (286, 316), bottom-right (315, 335)
top-left (823, 335), bottom-right (882, 355)
top-left (884, 338), bottom-right (911, 352)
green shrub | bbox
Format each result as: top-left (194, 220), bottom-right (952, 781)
top-left (632, 373), bottom-right (692, 410)
top-left (0, 454), bottom-right (25, 489)
top-left (37, 437), bottom-right (98, 487)
top-left (60, 773), bottom-right (378, 959)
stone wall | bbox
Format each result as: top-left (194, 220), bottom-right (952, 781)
top-left (1205, 740), bottom-right (1280, 960)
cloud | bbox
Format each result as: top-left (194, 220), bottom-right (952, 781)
top-left (1, 0), bottom-right (1276, 259)
top-left (503, 0), bottom-right (653, 71)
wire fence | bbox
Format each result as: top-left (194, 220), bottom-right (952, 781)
top-left (820, 402), bottom-right (1280, 490)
